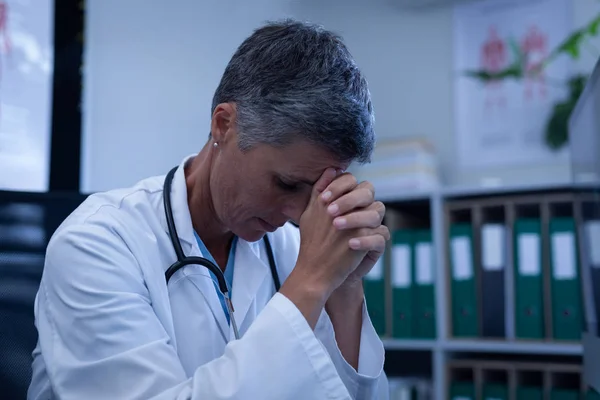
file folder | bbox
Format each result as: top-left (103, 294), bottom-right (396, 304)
top-left (516, 386), bottom-right (543, 400)
top-left (449, 223), bottom-right (479, 337)
top-left (513, 219), bottom-right (545, 339)
top-left (549, 218), bottom-right (583, 341)
top-left (583, 220), bottom-right (600, 334)
top-left (449, 381), bottom-right (475, 400)
top-left (587, 387), bottom-right (600, 399)
top-left (483, 383), bottom-right (508, 400)
top-left (413, 229), bottom-right (436, 339)
top-left (364, 256), bottom-right (386, 336)
top-left (550, 389), bottom-right (580, 400)
top-left (391, 229), bottom-right (414, 338)
top-left (481, 223), bottom-right (507, 338)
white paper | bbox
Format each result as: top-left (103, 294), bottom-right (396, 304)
top-left (397, 388), bottom-right (411, 400)
top-left (453, 0), bottom-right (572, 169)
top-left (518, 233), bottom-right (540, 276)
top-left (451, 236), bottom-right (473, 281)
top-left (585, 220), bottom-right (600, 267)
top-left (0, 1), bottom-right (54, 191)
top-left (551, 232), bottom-right (577, 280)
top-left (366, 257), bottom-right (384, 280)
top-left (392, 244), bottom-right (411, 288)
top-left (482, 224), bottom-right (505, 271)
top-left (416, 242), bottom-right (434, 285)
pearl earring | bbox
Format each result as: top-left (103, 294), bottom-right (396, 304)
top-left (213, 142), bottom-right (218, 148)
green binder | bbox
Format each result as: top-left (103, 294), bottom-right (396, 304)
top-left (449, 381), bottom-right (475, 400)
top-left (413, 229), bottom-right (436, 339)
top-left (587, 388), bottom-right (600, 399)
top-left (363, 256), bottom-right (386, 336)
top-left (483, 383), bottom-right (508, 400)
top-left (550, 389), bottom-right (580, 400)
top-left (449, 223), bottom-right (478, 337)
top-left (517, 386), bottom-right (543, 400)
top-left (549, 218), bottom-right (584, 341)
top-left (391, 229), bottom-right (414, 338)
top-left (514, 219), bottom-right (545, 339)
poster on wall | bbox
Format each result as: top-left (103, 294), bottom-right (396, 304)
top-left (0, 0), bottom-right (54, 192)
top-left (453, 0), bottom-right (572, 169)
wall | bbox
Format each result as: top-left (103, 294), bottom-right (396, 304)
top-left (295, 0), bottom-right (600, 189)
top-left (81, 0), bottom-right (304, 192)
top-left (81, 0), bottom-right (600, 193)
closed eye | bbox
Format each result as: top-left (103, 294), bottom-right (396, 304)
top-left (276, 178), bottom-right (300, 192)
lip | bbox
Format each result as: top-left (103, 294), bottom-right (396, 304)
top-left (258, 218), bottom-right (277, 232)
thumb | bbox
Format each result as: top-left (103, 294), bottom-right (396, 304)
top-left (312, 168), bottom-right (337, 195)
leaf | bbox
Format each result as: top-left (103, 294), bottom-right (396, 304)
top-left (544, 76), bottom-right (586, 150)
top-left (555, 29), bottom-right (586, 59)
top-left (508, 37), bottom-right (525, 66)
top-left (463, 64), bottom-right (523, 82)
top-left (588, 14), bottom-right (600, 35)
top-left (545, 101), bottom-right (572, 150)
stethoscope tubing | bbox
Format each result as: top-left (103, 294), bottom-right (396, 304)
top-left (161, 166), bottom-right (279, 341)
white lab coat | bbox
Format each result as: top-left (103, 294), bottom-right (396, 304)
top-left (27, 155), bottom-right (386, 400)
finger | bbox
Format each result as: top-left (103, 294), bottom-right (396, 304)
top-left (327, 182), bottom-right (376, 217)
top-left (312, 168), bottom-right (338, 196)
top-left (332, 202), bottom-right (385, 229)
top-left (348, 233), bottom-right (387, 253)
top-left (320, 173), bottom-right (359, 205)
top-left (349, 225), bottom-right (390, 242)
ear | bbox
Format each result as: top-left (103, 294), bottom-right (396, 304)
top-left (211, 103), bottom-right (238, 144)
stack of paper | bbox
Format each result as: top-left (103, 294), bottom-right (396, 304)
top-left (351, 138), bottom-right (439, 199)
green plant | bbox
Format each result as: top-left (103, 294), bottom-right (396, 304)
top-left (464, 10), bottom-right (600, 150)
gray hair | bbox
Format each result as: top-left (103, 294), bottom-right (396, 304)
top-left (211, 19), bottom-right (375, 164)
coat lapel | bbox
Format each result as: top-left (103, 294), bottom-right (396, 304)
top-left (160, 155), bottom-right (231, 343)
top-left (231, 239), bottom-right (269, 334)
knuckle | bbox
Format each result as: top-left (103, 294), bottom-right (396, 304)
top-left (382, 227), bottom-right (391, 240)
top-left (382, 225), bottom-right (391, 237)
top-left (358, 227), bottom-right (372, 237)
top-left (368, 210), bottom-right (381, 227)
top-left (358, 180), bottom-right (375, 193)
top-left (365, 180), bottom-right (375, 193)
top-left (361, 187), bottom-right (375, 202)
top-left (347, 174), bottom-right (358, 187)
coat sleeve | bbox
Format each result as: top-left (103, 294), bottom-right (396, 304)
top-left (313, 302), bottom-right (386, 400)
top-left (34, 222), bottom-right (355, 400)
top-left (272, 224), bottom-right (387, 400)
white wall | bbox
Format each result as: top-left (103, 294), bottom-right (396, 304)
top-left (81, 0), bottom-right (304, 192)
top-left (294, 0), bottom-right (600, 188)
top-left (81, 0), bottom-right (600, 192)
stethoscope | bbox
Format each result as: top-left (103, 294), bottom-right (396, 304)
top-left (162, 166), bottom-right (281, 340)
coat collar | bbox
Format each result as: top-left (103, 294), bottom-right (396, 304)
top-left (160, 154), bottom-right (198, 254)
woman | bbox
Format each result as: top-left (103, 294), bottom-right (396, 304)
top-left (28, 19), bottom-right (390, 400)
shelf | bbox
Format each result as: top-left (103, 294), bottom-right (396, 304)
top-left (441, 181), bottom-right (600, 200)
top-left (375, 190), bottom-right (434, 203)
top-left (375, 181), bottom-right (600, 204)
top-left (382, 339), bottom-right (437, 351)
top-left (443, 339), bottom-right (583, 355)
top-left (583, 333), bottom-right (600, 393)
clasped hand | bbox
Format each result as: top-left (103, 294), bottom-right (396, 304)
top-left (296, 168), bottom-right (390, 297)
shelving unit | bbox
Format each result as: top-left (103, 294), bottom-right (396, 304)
top-left (370, 183), bottom-right (600, 399)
